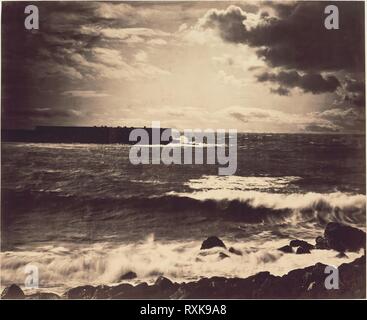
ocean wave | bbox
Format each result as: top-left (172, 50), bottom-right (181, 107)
top-left (1, 235), bottom-right (363, 294)
top-left (166, 190), bottom-right (366, 225)
top-left (185, 175), bottom-right (302, 192)
top-left (3, 188), bottom-right (365, 226)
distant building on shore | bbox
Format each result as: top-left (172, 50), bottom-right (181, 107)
top-left (2, 126), bottom-right (172, 144)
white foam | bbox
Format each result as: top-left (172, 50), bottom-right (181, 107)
top-left (1, 235), bottom-right (363, 294)
top-left (185, 175), bottom-right (301, 192)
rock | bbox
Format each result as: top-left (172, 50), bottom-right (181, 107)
top-left (109, 283), bottom-right (134, 299)
top-left (26, 292), bottom-right (60, 299)
top-left (290, 239), bottom-right (314, 250)
top-left (307, 281), bottom-right (316, 291)
top-left (59, 255), bottom-right (366, 299)
top-left (64, 285), bottom-right (96, 299)
top-left (1, 284), bottom-right (25, 299)
top-left (119, 271), bottom-right (137, 281)
top-left (200, 236), bottom-right (226, 250)
top-left (92, 285), bottom-right (112, 299)
top-left (296, 246), bottom-right (311, 254)
top-left (229, 247), bottom-right (242, 256)
top-left (336, 252), bottom-right (348, 258)
top-left (135, 282), bottom-right (149, 291)
top-left (218, 252), bottom-right (230, 260)
top-left (324, 222), bottom-right (366, 252)
top-left (278, 245), bottom-right (293, 253)
top-left (315, 236), bottom-right (329, 249)
top-left (154, 276), bottom-right (173, 290)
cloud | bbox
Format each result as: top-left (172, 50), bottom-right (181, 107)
top-left (79, 26), bottom-right (170, 43)
top-left (342, 78), bottom-right (365, 107)
top-left (270, 87), bottom-right (290, 96)
top-left (135, 50), bottom-right (148, 62)
top-left (61, 90), bottom-right (110, 98)
top-left (34, 61), bottom-right (83, 80)
top-left (217, 70), bottom-right (248, 87)
top-left (39, 47), bottom-right (170, 81)
top-left (199, 3), bottom-right (364, 72)
top-left (147, 38), bottom-right (168, 46)
top-left (212, 54), bottom-right (234, 66)
top-left (223, 105), bottom-right (362, 133)
top-left (310, 107), bottom-right (364, 131)
top-left (303, 124), bottom-right (340, 133)
top-left (257, 71), bottom-right (340, 95)
top-left (93, 2), bottom-right (136, 20)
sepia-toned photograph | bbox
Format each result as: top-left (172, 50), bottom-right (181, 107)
top-left (1, 0), bottom-right (366, 301)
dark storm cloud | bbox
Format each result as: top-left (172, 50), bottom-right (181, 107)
top-left (257, 71), bottom-right (340, 95)
top-left (200, 1), bottom-right (364, 108)
top-left (200, 2), bottom-right (364, 72)
top-left (345, 79), bottom-right (365, 93)
top-left (343, 78), bottom-right (365, 107)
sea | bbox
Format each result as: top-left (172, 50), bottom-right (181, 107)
top-left (1, 133), bottom-right (365, 294)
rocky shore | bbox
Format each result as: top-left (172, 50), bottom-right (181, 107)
top-left (2, 223), bottom-right (366, 299)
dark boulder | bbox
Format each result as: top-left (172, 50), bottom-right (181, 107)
top-left (290, 239), bottom-right (314, 250)
top-left (119, 271), bottom-right (137, 281)
top-left (315, 236), bottom-right (329, 250)
top-left (109, 283), bottom-right (134, 299)
top-left (154, 276), bottom-right (173, 290)
top-left (229, 247), bottom-right (242, 256)
top-left (1, 284), bottom-right (25, 299)
top-left (200, 236), bottom-right (226, 250)
top-left (296, 246), bottom-right (311, 254)
top-left (63, 285), bottom-right (96, 299)
top-left (278, 245), bottom-right (293, 253)
top-left (324, 222), bottom-right (366, 252)
top-left (92, 285), bottom-right (112, 299)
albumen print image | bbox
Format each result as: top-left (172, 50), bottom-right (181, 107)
top-left (0, 1), bottom-right (366, 300)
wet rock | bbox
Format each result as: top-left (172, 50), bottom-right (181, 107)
top-left (135, 282), bottom-right (149, 291)
top-left (109, 283), bottom-right (134, 299)
top-left (315, 236), bottom-right (329, 250)
top-left (218, 252), bottom-right (230, 260)
top-left (64, 285), bottom-right (96, 299)
top-left (324, 222), bottom-right (366, 252)
top-left (154, 276), bottom-right (173, 291)
top-left (1, 284), bottom-right (25, 299)
top-left (150, 276), bottom-right (179, 299)
top-left (61, 255), bottom-right (365, 299)
top-left (200, 236), bottom-right (226, 250)
top-left (26, 292), bottom-right (60, 299)
top-left (290, 239), bottom-right (314, 250)
top-left (92, 285), bottom-right (112, 299)
top-left (119, 271), bottom-right (137, 281)
top-left (278, 245), bottom-right (293, 253)
top-left (228, 247), bottom-right (242, 256)
top-left (296, 246), bottom-right (311, 254)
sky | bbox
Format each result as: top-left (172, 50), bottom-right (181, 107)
top-left (1, 0), bottom-right (365, 133)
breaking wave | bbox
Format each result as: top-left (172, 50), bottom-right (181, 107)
top-left (1, 234), bottom-right (363, 294)
top-left (4, 188), bottom-right (365, 226)
top-left (165, 190), bottom-right (366, 225)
